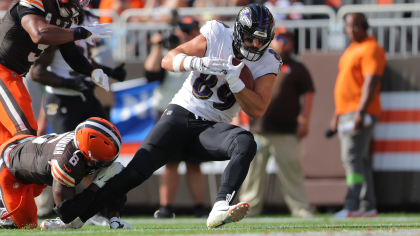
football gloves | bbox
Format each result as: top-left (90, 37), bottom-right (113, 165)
top-left (93, 162), bottom-right (124, 188)
top-left (82, 22), bottom-right (112, 46)
top-left (60, 75), bottom-right (94, 92)
top-left (191, 57), bottom-right (228, 76)
top-left (91, 69), bottom-right (110, 91)
top-left (224, 55), bottom-right (245, 93)
top-left (110, 63), bottom-right (127, 82)
top-left (109, 217), bottom-right (134, 229)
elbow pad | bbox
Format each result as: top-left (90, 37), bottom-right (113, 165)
top-left (54, 188), bottom-right (96, 223)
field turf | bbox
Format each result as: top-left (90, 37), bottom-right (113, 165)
top-left (2, 213), bottom-right (420, 235)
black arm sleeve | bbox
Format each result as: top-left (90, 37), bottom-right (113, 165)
top-left (54, 188), bottom-right (96, 223)
top-left (59, 42), bottom-right (95, 77)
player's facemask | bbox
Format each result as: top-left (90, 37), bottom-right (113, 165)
top-left (56, 0), bottom-right (90, 18)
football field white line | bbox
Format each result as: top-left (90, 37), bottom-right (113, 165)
top-left (123, 217), bottom-right (420, 224)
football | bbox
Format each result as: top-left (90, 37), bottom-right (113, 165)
top-left (232, 57), bottom-right (254, 90)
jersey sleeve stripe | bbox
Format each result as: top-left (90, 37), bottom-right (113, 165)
top-left (51, 159), bottom-right (75, 187)
top-left (19, 0), bottom-right (45, 12)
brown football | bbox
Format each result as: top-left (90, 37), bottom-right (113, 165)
top-left (232, 57), bottom-right (254, 91)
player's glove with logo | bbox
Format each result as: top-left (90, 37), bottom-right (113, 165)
top-left (224, 55), bottom-right (245, 93)
top-left (191, 57), bottom-right (228, 76)
top-left (93, 162), bottom-right (124, 188)
top-left (109, 217), bottom-right (134, 229)
top-left (91, 69), bottom-right (110, 91)
top-left (82, 22), bottom-right (112, 46)
top-left (60, 75), bottom-right (95, 92)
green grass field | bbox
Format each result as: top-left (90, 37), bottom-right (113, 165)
top-left (2, 214), bottom-right (420, 235)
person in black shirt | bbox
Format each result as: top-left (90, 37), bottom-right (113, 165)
top-left (239, 27), bottom-right (316, 218)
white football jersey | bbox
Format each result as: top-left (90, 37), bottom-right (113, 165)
top-left (171, 20), bottom-right (282, 123)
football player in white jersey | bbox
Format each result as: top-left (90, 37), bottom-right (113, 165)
top-left (44, 4), bottom-right (283, 230)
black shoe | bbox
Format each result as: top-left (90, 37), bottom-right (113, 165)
top-left (194, 204), bottom-right (208, 218)
top-left (154, 206), bottom-right (175, 219)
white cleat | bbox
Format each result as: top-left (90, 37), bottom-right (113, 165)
top-left (41, 218), bottom-right (70, 230)
top-left (207, 201), bottom-right (250, 228)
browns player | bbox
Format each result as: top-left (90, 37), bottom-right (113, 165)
top-left (0, 117), bottom-right (130, 229)
top-left (0, 0), bottom-right (112, 145)
top-left (45, 4), bottom-right (282, 230)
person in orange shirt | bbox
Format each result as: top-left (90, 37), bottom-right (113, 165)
top-left (99, 0), bottom-right (145, 23)
top-left (330, 13), bottom-right (386, 218)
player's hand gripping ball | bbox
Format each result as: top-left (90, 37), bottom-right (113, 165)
top-left (231, 57), bottom-right (254, 91)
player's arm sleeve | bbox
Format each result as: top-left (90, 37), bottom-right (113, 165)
top-left (59, 42), bottom-right (96, 77)
top-left (361, 46), bottom-right (386, 77)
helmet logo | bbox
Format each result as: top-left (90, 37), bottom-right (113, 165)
top-left (240, 7), bottom-right (252, 27)
top-left (253, 31), bottom-right (267, 38)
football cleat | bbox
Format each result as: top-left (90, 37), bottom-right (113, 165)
top-left (109, 217), bottom-right (134, 229)
top-left (0, 208), bottom-right (17, 229)
top-left (87, 214), bottom-right (109, 226)
top-left (207, 201), bottom-right (250, 228)
top-left (41, 218), bottom-right (70, 230)
top-left (333, 209), bottom-right (363, 218)
top-left (154, 207), bottom-right (176, 219)
top-left (363, 209), bottom-right (378, 217)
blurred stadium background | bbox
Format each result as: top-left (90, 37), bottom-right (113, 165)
top-left (4, 0), bottom-right (420, 216)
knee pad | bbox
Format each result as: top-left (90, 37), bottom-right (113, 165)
top-left (230, 132), bottom-right (257, 162)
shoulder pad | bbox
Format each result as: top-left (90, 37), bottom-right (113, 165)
top-left (200, 20), bottom-right (229, 38)
top-left (20, 0), bottom-right (45, 12)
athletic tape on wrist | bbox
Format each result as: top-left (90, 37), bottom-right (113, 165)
top-left (173, 53), bottom-right (187, 72)
top-left (228, 79), bottom-right (246, 93)
top-left (183, 56), bottom-right (196, 71)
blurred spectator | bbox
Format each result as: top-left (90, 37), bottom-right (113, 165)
top-left (99, 0), bottom-right (145, 23)
top-left (0, 0), bottom-right (12, 10)
top-left (239, 27), bottom-right (315, 218)
top-left (330, 13), bottom-right (385, 218)
top-left (146, 18), bottom-right (208, 218)
top-left (264, 0), bottom-right (304, 21)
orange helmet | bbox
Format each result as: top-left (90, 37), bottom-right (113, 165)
top-left (74, 117), bottom-right (122, 168)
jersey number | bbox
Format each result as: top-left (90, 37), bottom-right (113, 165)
top-left (69, 155), bottom-right (79, 166)
top-left (192, 74), bottom-right (236, 111)
top-left (28, 44), bottom-right (48, 62)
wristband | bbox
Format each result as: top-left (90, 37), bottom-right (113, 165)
top-left (183, 56), bottom-right (197, 71)
top-left (72, 27), bottom-right (89, 41)
top-left (173, 53), bottom-right (187, 72)
top-left (228, 79), bottom-right (245, 93)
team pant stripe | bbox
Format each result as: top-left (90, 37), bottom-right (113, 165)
top-left (0, 79), bottom-right (32, 134)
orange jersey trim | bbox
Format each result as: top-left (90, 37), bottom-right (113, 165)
top-left (50, 160), bottom-right (75, 187)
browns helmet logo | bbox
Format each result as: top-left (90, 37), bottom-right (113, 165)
top-left (240, 7), bottom-right (252, 27)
